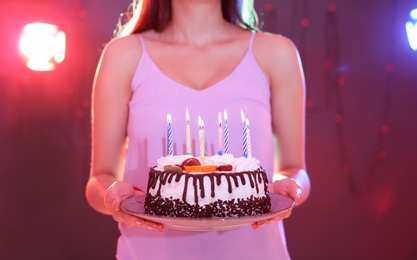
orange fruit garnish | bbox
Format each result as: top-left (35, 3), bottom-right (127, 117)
top-left (184, 165), bottom-right (217, 173)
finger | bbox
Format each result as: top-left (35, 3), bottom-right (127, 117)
top-left (105, 192), bottom-right (121, 212)
top-left (115, 212), bottom-right (143, 227)
top-left (123, 214), bottom-right (164, 232)
top-left (252, 208), bottom-right (293, 229)
top-left (286, 184), bottom-right (302, 205)
top-left (105, 188), bottom-right (117, 210)
top-left (140, 220), bottom-right (164, 232)
top-left (295, 187), bottom-right (302, 205)
top-left (104, 195), bottom-right (116, 212)
top-left (251, 220), bottom-right (266, 230)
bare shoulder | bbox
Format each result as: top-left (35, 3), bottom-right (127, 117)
top-left (94, 34), bottom-right (143, 95)
top-left (104, 34), bottom-right (142, 54)
top-left (254, 32), bottom-right (297, 56)
top-left (100, 34), bottom-right (142, 70)
top-left (252, 32), bottom-right (302, 83)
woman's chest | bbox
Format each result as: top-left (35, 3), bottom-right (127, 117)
top-left (146, 42), bottom-right (249, 90)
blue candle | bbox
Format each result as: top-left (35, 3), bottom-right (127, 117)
top-left (167, 114), bottom-right (173, 156)
top-left (246, 118), bottom-right (252, 158)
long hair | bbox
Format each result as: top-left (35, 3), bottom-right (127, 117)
top-left (115, 0), bottom-right (258, 37)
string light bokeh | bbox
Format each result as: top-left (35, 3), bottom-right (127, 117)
top-left (258, 1), bottom-right (398, 198)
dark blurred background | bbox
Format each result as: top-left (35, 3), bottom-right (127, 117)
top-left (1, 0), bottom-right (416, 259)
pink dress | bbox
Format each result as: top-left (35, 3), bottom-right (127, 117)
top-left (117, 33), bottom-right (291, 260)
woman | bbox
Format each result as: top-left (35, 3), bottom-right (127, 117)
top-left (86, 0), bottom-right (310, 259)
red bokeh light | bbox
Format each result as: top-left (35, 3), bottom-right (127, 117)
top-left (301, 18), bottom-right (310, 27)
top-left (334, 114), bottom-right (343, 124)
top-left (264, 3), bottom-right (274, 13)
top-left (327, 4), bottom-right (336, 13)
top-left (337, 76), bottom-right (346, 86)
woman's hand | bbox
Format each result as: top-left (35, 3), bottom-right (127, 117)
top-left (269, 178), bottom-right (303, 205)
top-left (252, 178), bottom-right (302, 230)
top-left (104, 181), bottom-right (164, 232)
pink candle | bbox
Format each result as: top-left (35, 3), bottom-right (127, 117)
top-left (223, 109), bottom-right (229, 154)
top-left (218, 112), bottom-right (223, 155)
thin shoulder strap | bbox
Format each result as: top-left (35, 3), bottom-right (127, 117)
top-left (248, 32), bottom-right (256, 49)
top-left (137, 33), bottom-right (147, 52)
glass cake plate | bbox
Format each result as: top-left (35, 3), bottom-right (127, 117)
top-left (120, 194), bottom-right (295, 231)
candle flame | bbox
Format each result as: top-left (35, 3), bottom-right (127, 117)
top-left (218, 112), bottom-right (222, 126)
top-left (167, 114), bottom-right (172, 124)
top-left (240, 109), bottom-right (246, 123)
top-left (186, 108), bottom-right (190, 122)
top-left (224, 109), bottom-right (228, 122)
top-left (246, 118), bottom-right (250, 126)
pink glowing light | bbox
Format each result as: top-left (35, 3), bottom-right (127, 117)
top-left (19, 22), bottom-right (66, 71)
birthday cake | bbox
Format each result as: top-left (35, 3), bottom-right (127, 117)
top-left (144, 154), bottom-right (271, 218)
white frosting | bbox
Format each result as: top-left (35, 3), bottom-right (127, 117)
top-left (150, 154), bottom-right (267, 206)
top-left (156, 155), bottom-right (194, 169)
top-left (156, 154), bottom-right (260, 172)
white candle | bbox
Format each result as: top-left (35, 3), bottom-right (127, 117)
top-left (198, 116), bottom-right (205, 160)
top-left (246, 118), bottom-right (252, 158)
top-left (186, 109), bottom-right (191, 155)
top-left (202, 120), bottom-right (206, 157)
top-left (241, 109), bottom-right (248, 157)
top-left (218, 112), bottom-right (223, 155)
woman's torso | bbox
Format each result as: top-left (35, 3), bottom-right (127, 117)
top-left (118, 30), bottom-right (290, 260)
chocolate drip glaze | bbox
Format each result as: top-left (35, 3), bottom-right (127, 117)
top-left (209, 175), bottom-right (215, 198)
top-left (147, 167), bottom-right (269, 205)
top-left (198, 176), bottom-right (205, 199)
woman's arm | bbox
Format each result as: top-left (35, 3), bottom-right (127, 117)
top-left (252, 33), bottom-right (310, 229)
top-left (85, 35), bottom-right (162, 232)
top-left (85, 36), bottom-right (135, 214)
top-left (256, 33), bottom-right (311, 205)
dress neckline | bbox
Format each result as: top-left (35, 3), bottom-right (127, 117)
top-left (138, 33), bottom-right (255, 92)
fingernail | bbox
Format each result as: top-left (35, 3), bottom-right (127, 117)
top-left (145, 223), bottom-right (155, 230)
top-left (156, 225), bottom-right (164, 232)
top-left (113, 201), bottom-right (120, 211)
top-left (135, 220), bottom-right (143, 225)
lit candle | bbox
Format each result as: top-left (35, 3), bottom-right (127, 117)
top-left (185, 109), bottom-right (191, 155)
top-left (202, 120), bottom-right (206, 157)
top-left (218, 112), bottom-right (223, 155)
top-left (241, 109), bottom-right (248, 158)
top-left (167, 114), bottom-right (173, 156)
top-left (246, 118), bottom-right (252, 158)
top-left (198, 116), bottom-right (205, 160)
top-left (223, 109), bottom-right (230, 154)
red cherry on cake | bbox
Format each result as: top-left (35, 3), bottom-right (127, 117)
top-left (180, 158), bottom-right (201, 170)
top-left (217, 164), bottom-right (233, 171)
